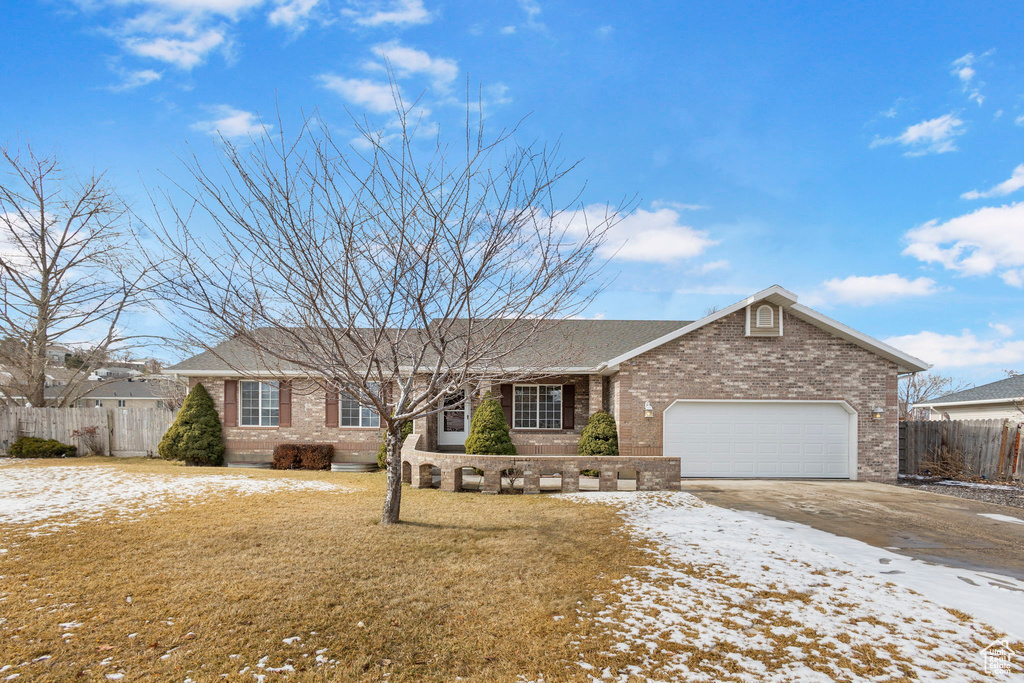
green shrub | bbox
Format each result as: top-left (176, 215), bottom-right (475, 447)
top-left (9, 436), bottom-right (77, 458)
top-left (579, 410), bottom-right (618, 476)
top-left (158, 383), bottom-right (224, 466)
top-left (273, 444), bottom-right (334, 470)
top-left (377, 421), bottom-right (414, 469)
top-left (464, 391), bottom-right (516, 456)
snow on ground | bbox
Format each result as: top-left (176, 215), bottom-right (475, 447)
top-left (0, 463), bottom-right (344, 533)
top-left (979, 513), bottom-right (1024, 525)
top-left (565, 491), bottom-right (1024, 682)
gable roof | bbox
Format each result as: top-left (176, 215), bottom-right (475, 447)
top-left (915, 374), bottom-right (1024, 407)
top-left (164, 285), bottom-right (930, 377)
top-left (599, 285), bottom-right (931, 374)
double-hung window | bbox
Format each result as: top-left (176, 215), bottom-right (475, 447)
top-left (339, 383), bottom-right (380, 428)
top-left (240, 380), bottom-right (279, 426)
top-left (513, 384), bottom-right (562, 430)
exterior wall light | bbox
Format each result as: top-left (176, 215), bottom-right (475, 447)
top-left (871, 406), bottom-right (885, 420)
top-left (644, 401), bottom-right (654, 418)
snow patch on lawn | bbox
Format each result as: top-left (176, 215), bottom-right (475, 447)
top-left (565, 491), bottom-right (1023, 681)
top-left (979, 513), bottom-right (1024, 525)
top-left (0, 465), bottom-right (345, 533)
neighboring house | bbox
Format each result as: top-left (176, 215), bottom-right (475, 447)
top-left (94, 366), bottom-right (144, 380)
top-left (914, 375), bottom-right (1024, 422)
top-left (44, 345), bottom-right (72, 366)
top-left (46, 379), bottom-right (176, 411)
top-left (163, 285), bottom-right (929, 482)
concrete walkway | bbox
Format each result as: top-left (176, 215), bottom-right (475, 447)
top-left (684, 479), bottom-right (1024, 581)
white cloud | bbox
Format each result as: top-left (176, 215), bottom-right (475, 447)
top-left (951, 51), bottom-right (993, 106)
top-left (884, 329), bottom-right (1024, 369)
top-left (651, 200), bottom-right (710, 212)
top-left (318, 75), bottom-right (398, 113)
top-left (595, 25), bottom-right (614, 38)
top-left (500, 25), bottom-right (517, 34)
top-left (124, 29), bottom-right (227, 69)
top-left (343, 0), bottom-right (432, 27)
top-left (191, 105), bottom-right (270, 138)
top-left (690, 260), bottom-right (730, 275)
top-left (559, 204), bottom-right (717, 264)
top-left (870, 113), bottom-right (965, 156)
top-left (903, 202), bottom-right (1024, 281)
top-left (1016, 115), bottom-right (1024, 127)
top-left (990, 322), bottom-right (1014, 337)
top-left (961, 164), bottom-right (1024, 200)
top-left (812, 274), bottom-right (940, 306)
top-left (519, 0), bottom-right (544, 29)
top-left (268, 0), bottom-right (322, 31)
top-left (108, 68), bottom-right (163, 91)
top-left (370, 41), bottom-right (457, 89)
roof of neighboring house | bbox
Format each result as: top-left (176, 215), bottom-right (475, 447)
top-left (43, 379), bottom-right (168, 401)
top-left (916, 375), bottom-right (1024, 407)
top-left (164, 285), bottom-right (931, 377)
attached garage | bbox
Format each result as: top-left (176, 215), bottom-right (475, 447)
top-left (664, 400), bottom-right (857, 479)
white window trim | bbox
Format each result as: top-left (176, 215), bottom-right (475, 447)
top-left (513, 383), bottom-right (563, 431)
top-left (116, 399), bottom-right (126, 408)
top-left (239, 380), bottom-right (279, 427)
top-left (338, 384), bottom-right (380, 428)
top-left (755, 304), bottom-right (774, 328)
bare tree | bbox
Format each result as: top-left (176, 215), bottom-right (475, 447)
top-left (898, 372), bottom-right (972, 420)
top-left (152, 91), bottom-right (620, 524)
top-left (0, 144), bottom-right (155, 406)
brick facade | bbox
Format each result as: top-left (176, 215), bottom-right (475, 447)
top-left (195, 304), bottom-right (899, 481)
top-left (192, 378), bottom-right (382, 463)
top-left (611, 307), bottom-right (898, 482)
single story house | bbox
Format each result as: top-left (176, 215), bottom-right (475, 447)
top-left (163, 285), bottom-right (929, 482)
top-left (46, 379), bottom-right (175, 410)
top-left (914, 375), bottom-right (1024, 421)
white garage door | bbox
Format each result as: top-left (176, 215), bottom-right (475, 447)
top-left (664, 401), bottom-right (854, 478)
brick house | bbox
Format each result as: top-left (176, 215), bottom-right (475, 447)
top-left (164, 285), bottom-right (929, 482)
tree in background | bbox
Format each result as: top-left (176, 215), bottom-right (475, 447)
top-left (158, 383), bottom-right (224, 466)
top-left (464, 392), bottom-right (517, 456)
top-left (578, 410), bottom-right (619, 456)
top-left (0, 143), bottom-right (155, 406)
top-left (152, 84), bottom-right (617, 524)
top-left (898, 372), bottom-right (972, 420)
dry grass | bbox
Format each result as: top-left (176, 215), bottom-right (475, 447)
top-left (0, 458), bottom-right (650, 682)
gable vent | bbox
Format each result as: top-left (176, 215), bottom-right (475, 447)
top-left (756, 304), bottom-right (774, 328)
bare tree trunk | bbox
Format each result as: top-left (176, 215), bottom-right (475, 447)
top-left (381, 428), bottom-right (404, 525)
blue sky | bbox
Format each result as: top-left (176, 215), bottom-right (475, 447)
top-left (2, 0), bottom-right (1024, 383)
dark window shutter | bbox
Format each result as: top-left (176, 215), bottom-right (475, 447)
top-left (499, 384), bottom-right (513, 427)
top-left (224, 380), bottom-right (238, 427)
top-left (278, 380), bottom-right (292, 428)
top-left (562, 383), bottom-right (575, 430)
top-left (325, 389), bottom-right (339, 428)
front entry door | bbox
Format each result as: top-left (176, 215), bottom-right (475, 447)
top-left (438, 390), bottom-right (471, 446)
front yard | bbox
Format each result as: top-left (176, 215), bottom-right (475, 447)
top-left (1, 458), bottom-right (1022, 681)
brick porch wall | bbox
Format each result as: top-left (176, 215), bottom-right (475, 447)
top-left (612, 308), bottom-right (899, 482)
top-left (191, 377), bottom-right (381, 463)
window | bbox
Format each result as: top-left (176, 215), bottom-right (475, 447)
top-left (339, 383), bottom-right (380, 428)
top-left (75, 400), bottom-right (84, 408)
top-left (156, 400), bottom-right (165, 409)
top-left (96, 400), bottom-right (104, 407)
top-left (513, 385), bottom-right (562, 430)
top-left (755, 304), bottom-right (774, 328)
top-left (117, 399), bottom-right (127, 408)
top-left (240, 381), bottom-right (279, 426)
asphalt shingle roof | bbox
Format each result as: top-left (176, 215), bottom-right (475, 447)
top-left (165, 319), bottom-right (693, 374)
top-left (924, 374), bottom-right (1024, 405)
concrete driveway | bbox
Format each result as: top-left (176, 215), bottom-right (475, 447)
top-left (683, 480), bottom-right (1024, 581)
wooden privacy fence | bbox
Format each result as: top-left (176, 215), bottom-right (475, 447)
top-left (899, 419), bottom-right (1024, 483)
top-left (0, 407), bottom-right (173, 458)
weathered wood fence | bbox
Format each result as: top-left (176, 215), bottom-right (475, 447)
top-left (0, 407), bottom-right (173, 458)
top-left (899, 419), bottom-right (1023, 482)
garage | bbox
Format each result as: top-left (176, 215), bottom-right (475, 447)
top-left (664, 400), bottom-right (856, 479)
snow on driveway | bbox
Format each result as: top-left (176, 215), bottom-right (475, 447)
top-left (0, 462), bottom-right (344, 533)
top-left (567, 492), bottom-right (1024, 682)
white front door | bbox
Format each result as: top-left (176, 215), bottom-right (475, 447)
top-left (664, 400), bottom-right (856, 478)
top-left (438, 390), bottom-right (471, 446)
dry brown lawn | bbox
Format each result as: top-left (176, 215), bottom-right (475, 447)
top-left (0, 458), bottom-right (650, 682)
